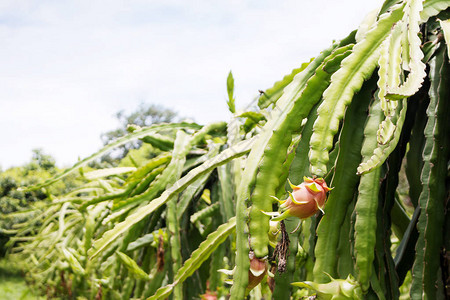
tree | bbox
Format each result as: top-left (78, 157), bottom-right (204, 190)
top-left (29, 148), bottom-right (56, 171)
top-left (100, 103), bottom-right (178, 161)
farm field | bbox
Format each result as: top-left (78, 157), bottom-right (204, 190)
top-left (0, 260), bottom-right (44, 300)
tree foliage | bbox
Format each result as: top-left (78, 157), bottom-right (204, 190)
top-left (0, 149), bottom-right (82, 257)
top-left (100, 103), bottom-right (178, 162)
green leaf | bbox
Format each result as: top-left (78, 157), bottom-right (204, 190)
top-left (84, 167), bottom-right (136, 180)
top-left (126, 232), bottom-right (155, 252)
top-left (411, 45), bottom-right (450, 299)
top-left (239, 111), bottom-right (267, 132)
top-left (113, 131), bottom-right (192, 210)
top-left (309, 4), bottom-right (404, 176)
top-left (386, 0), bottom-right (426, 100)
top-left (149, 217), bottom-right (236, 300)
top-left (25, 122), bottom-right (200, 191)
top-left (353, 98), bottom-right (384, 292)
top-left (394, 206), bottom-right (419, 284)
top-left (190, 202), bottom-right (220, 224)
top-left (227, 71), bottom-right (236, 113)
top-left (140, 133), bottom-right (174, 151)
top-left (217, 164), bottom-right (235, 222)
top-left (164, 131), bottom-right (192, 299)
top-left (177, 172), bottom-right (212, 221)
top-left (61, 247), bottom-right (85, 276)
top-left (379, 0), bottom-right (401, 16)
top-left (313, 74), bottom-right (377, 282)
top-left (125, 152), bottom-right (171, 184)
top-left (88, 138), bottom-right (255, 260)
top-left (440, 19), bottom-right (450, 59)
top-left (355, 8), bottom-right (380, 43)
top-left (420, 0), bottom-right (450, 22)
top-left (238, 111), bottom-right (266, 123)
top-left (116, 251), bottom-right (150, 280)
top-left (257, 60), bottom-right (312, 109)
top-left (357, 97), bottom-right (407, 175)
top-left (249, 44), bottom-right (353, 258)
top-left (390, 194), bottom-right (411, 240)
top-left (377, 20), bottom-right (401, 119)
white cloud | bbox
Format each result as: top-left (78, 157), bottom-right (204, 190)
top-left (0, 0), bottom-right (382, 169)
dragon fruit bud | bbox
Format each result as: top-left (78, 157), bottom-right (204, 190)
top-left (199, 291), bottom-right (217, 300)
top-left (268, 220), bottom-right (280, 248)
top-left (291, 274), bottom-right (362, 300)
top-left (272, 177), bottom-right (331, 221)
top-left (247, 251), bottom-right (267, 291)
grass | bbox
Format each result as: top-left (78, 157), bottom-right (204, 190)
top-left (0, 259), bottom-right (44, 300)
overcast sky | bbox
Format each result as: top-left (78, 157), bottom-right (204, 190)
top-left (0, 0), bottom-right (383, 169)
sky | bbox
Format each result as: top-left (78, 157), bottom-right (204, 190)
top-left (0, 0), bottom-right (383, 169)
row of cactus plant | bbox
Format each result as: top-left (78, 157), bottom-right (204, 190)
top-left (4, 0), bottom-right (450, 299)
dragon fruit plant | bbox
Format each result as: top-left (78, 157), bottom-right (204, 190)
top-left (5, 0), bottom-right (450, 299)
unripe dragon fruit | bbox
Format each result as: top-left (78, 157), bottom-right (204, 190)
top-left (291, 274), bottom-right (363, 299)
top-left (268, 176), bottom-right (331, 221)
top-left (247, 251), bottom-right (268, 291)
